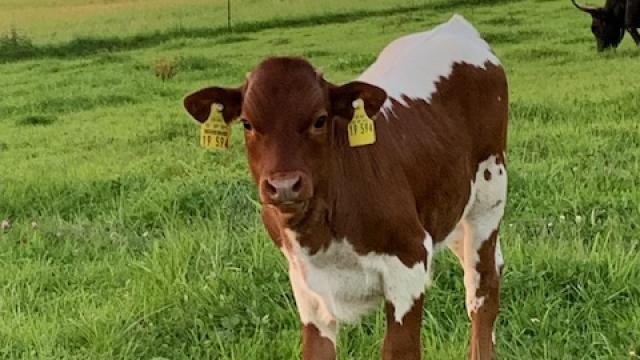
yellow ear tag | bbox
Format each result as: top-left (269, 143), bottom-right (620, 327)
top-left (200, 103), bottom-right (231, 150)
top-left (348, 99), bottom-right (376, 147)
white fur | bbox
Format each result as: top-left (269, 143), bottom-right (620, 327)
top-left (467, 155), bottom-right (507, 241)
top-left (358, 14), bottom-right (499, 110)
top-left (282, 230), bottom-right (432, 334)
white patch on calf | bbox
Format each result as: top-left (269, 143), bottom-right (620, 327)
top-left (377, 248), bottom-right (427, 323)
top-left (281, 230), bottom-right (432, 331)
top-left (358, 14), bottom-right (500, 111)
top-left (467, 155), bottom-right (507, 242)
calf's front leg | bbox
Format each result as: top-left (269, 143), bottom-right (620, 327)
top-left (382, 296), bottom-right (424, 360)
top-left (303, 324), bottom-right (336, 360)
top-left (381, 232), bottom-right (432, 360)
top-left (288, 264), bottom-right (337, 360)
top-left (285, 245), bottom-right (337, 360)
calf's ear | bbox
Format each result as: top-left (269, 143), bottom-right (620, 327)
top-left (183, 86), bottom-right (242, 124)
top-left (329, 81), bottom-right (387, 120)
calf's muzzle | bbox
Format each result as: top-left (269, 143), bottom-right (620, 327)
top-left (260, 171), bottom-right (312, 210)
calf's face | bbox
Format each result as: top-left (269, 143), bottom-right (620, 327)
top-left (183, 57), bottom-right (386, 216)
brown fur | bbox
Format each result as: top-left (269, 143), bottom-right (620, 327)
top-left (383, 296), bottom-right (425, 360)
top-left (302, 324), bottom-right (336, 360)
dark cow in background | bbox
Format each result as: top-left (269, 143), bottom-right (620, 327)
top-left (184, 15), bottom-right (508, 360)
top-left (572, 0), bottom-right (640, 50)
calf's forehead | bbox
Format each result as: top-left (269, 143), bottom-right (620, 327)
top-left (243, 58), bottom-right (327, 124)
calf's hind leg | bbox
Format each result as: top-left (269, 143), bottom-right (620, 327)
top-left (449, 222), bottom-right (503, 360)
top-left (457, 155), bottom-right (507, 360)
top-left (465, 229), bottom-right (502, 360)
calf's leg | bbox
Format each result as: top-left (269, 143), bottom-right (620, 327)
top-left (381, 231), bottom-right (432, 360)
top-left (303, 324), bottom-right (336, 360)
top-left (286, 253), bottom-right (337, 360)
top-left (450, 223), bottom-right (503, 360)
top-left (466, 229), bottom-right (502, 360)
top-left (289, 272), bottom-right (337, 360)
top-left (281, 229), bottom-right (337, 359)
top-left (382, 296), bottom-right (424, 360)
top-left (458, 155), bottom-right (507, 360)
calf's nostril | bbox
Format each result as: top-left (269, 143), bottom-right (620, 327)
top-left (264, 180), bottom-right (277, 196)
top-left (292, 177), bottom-right (302, 193)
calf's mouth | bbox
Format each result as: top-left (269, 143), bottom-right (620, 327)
top-left (267, 200), bottom-right (310, 215)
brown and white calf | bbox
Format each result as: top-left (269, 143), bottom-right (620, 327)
top-left (184, 15), bottom-right (508, 360)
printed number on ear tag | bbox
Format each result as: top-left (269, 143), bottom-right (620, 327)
top-left (200, 103), bottom-right (231, 150)
top-left (348, 99), bottom-right (376, 147)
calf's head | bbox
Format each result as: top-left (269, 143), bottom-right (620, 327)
top-left (572, 0), bottom-right (624, 51)
top-left (184, 57), bottom-right (386, 216)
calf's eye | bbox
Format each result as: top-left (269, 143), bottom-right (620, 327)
top-left (313, 116), bottom-right (328, 129)
top-left (242, 119), bottom-right (252, 131)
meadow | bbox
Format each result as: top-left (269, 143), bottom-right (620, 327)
top-left (0, 0), bottom-right (639, 359)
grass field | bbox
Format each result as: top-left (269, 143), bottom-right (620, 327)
top-left (1, 0), bottom-right (639, 359)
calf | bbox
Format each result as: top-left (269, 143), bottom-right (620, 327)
top-left (572, 0), bottom-right (640, 51)
top-left (184, 14), bottom-right (508, 360)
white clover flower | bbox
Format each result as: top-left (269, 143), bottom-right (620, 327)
top-left (1, 219), bottom-right (10, 230)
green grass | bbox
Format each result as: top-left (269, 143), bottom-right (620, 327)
top-left (0, 0), bottom-right (639, 359)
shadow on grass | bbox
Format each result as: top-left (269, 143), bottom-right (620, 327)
top-left (0, 95), bottom-right (138, 118)
top-left (0, 0), bottom-right (522, 64)
top-left (15, 114), bottom-right (58, 126)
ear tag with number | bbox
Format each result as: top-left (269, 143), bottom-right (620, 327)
top-left (348, 99), bottom-right (376, 147)
top-left (200, 103), bottom-right (231, 150)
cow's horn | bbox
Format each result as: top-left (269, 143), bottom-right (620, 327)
top-left (571, 0), bottom-right (599, 14)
